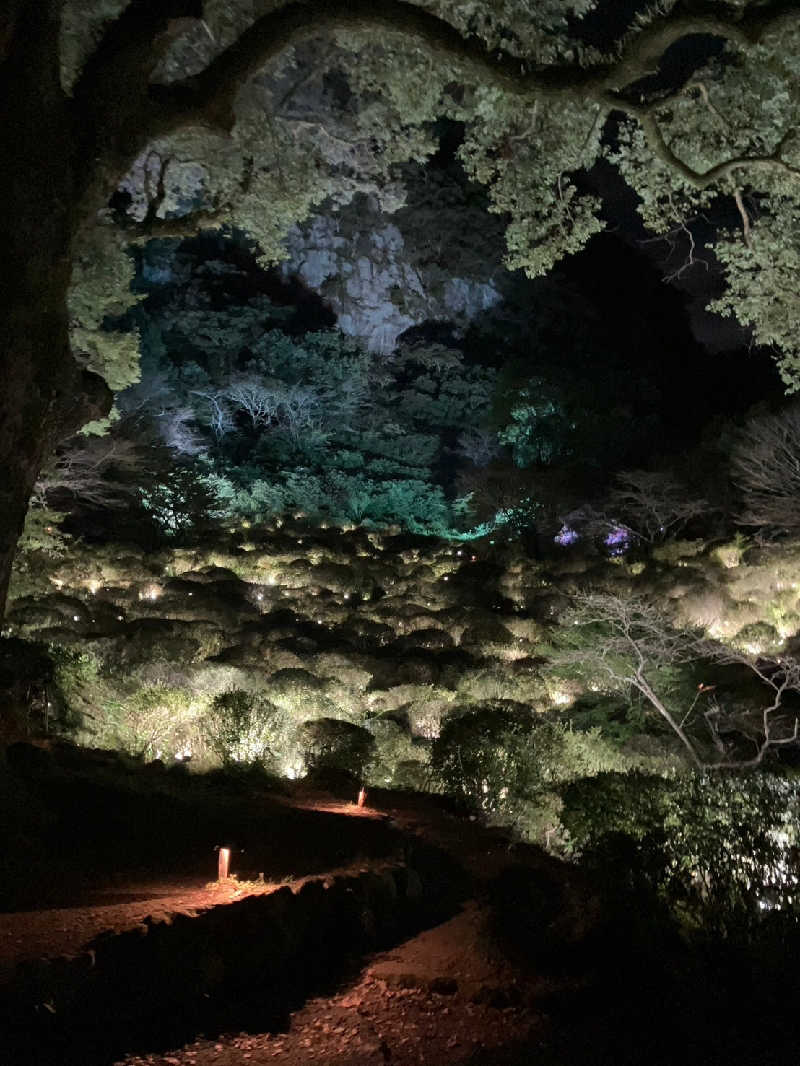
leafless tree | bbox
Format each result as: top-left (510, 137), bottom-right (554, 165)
top-left (157, 405), bottom-right (206, 456)
top-left (221, 376), bottom-right (282, 429)
top-left (118, 376), bottom-right (206, 456)
top-left (607, 469), bottom-right (709, 543)
top-left (455, 427), bottom-right (501, 468)
top-left (558, 590), bottom-right (800, 771)
top-left (274, 383), bottom-right (324, 440)
top-left (33, 434), bottom-right (145, 510)
top-left (731, 402), bottom-right (800, 532)
top-left (190, 388), bottom-right (235, 439)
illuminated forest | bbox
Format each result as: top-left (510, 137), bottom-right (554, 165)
top-left (2, 3), bottom-right (800, 1064)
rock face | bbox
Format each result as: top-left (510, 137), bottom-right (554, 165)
top-left (282, 207), bottom-right (501, 354)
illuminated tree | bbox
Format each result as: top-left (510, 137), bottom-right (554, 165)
top-left (730, 401), bottom-right (800, 531)
top-left (607, 469), bottom-right (709, 544)
top-left (559, 591), bottom-right (800, 770)
top-left (2, 0), bottom-right (800, 616)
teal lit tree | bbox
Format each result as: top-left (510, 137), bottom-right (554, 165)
top-left (2, 1), bottom-right (800, 615)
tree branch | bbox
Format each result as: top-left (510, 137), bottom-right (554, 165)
top-left (71, 0), bottom-right (204, 211)
top-left (148, 0), bottom-right (800, 140)
top-left (73, 0), bottom-right (800, 223)
top-left (627, 106), bottom-right (800, 190)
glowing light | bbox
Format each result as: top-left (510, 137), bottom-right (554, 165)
top-left (344, 592), bottom-right (350, 600)
top-left (256, 593), bottom-right (263, 601)
top-left (73, 615), bottom-right (80, 622)
top-left (117, 615), bottom-right (124, 621)
top-left (604, 526), bottom-right (631, 556)
top-left (218, 847), bottom-right (231, 882)
top-left (357, 788), bottom-right (367, 808)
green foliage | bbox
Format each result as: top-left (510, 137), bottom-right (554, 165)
top-left (203, 689), bottom-right (285, 768)
top-left (139, 465), bottom-right (226, 539)
top-left (58, 4), bottom-right (800, 416)
top-left (69, 226), bottom-right (141, 392)
top-left (498, 381), bottom-right (575, 467)
top-left (458, 94), bottom-right (604, 277)
top-left (299, 717), bottom-right (376, 779)
top-left (560, 770), bottom-right (800, 936)
top-left (127, 282), bottom-right (502, 535)
top-left (14, 507), bottom-right (71, 560)
top-left (431, 704), bottom-right (626, 820)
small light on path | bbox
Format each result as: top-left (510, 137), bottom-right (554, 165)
top-left (218, 847), bottom-right (231, 881)
top-left (357, 788), bottom-right (367, 808)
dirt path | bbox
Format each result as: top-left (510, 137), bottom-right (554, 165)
top-left (117, 903), bottom-right (558, 1066)
top-left (4, 787), bottom-right (572, 1066)
top-left (0, 788), bottom-right (555, 976)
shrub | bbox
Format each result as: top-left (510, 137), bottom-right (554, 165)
top-left (560, 770), bottom-right (800, 936)
top-left (299, 717), bottom-right (376, 779)
top-left (732, 620), bottom-right (783, 655)
top-left (367, 718), bottom-right (430, 788)
top-left (202, 688), bottom-right (286, 768)
top-left (431, 705), bottom-right (625, 821)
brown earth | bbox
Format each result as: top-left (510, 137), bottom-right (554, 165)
top-left (2, 785), bottom-right (571, 1066)
top-left (117, 902), bottom-right (558, 1066)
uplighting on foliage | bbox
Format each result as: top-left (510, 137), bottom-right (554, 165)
top-left (604, 526), bottom-right (631, 556)
top-left (554, 526), bottom-right (580, 546)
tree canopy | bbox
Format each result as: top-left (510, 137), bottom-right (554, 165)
top-left (1, 0), bottom-right (799, 614)
top-left (61, 0), bottom-right (800, 383)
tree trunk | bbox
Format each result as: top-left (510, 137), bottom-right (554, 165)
top-left (0, 3), bottom-right (111, 622)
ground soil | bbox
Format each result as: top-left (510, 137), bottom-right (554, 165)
top-left (118, 903), bottom-right (553, 1066)
top-left (1, 783), bottom-right (571, 1066)
top-left (8, 779), bottom-right (793, 1066)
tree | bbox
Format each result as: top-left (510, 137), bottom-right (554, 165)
top-left (2, 0), bottom-right (800, 618)
top-left (607, 469), bottom-right (709, 543)
top-left (557, 591), bottom-right (800, 770)
top-left (731, 401), bottom-right (800, 531)
top-left (33, 434), bottom-right (146, 512)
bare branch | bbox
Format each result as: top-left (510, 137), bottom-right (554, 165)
top-left (732, 188), bottom-right (753, 248)
top-left (35, 434), bottom-right (145, 509)
top-left (558, 590), bottom-right (800, 771)
top-left (607, 469), bottom-right (709, 543)
top-left (731, 403), bottom-right (800, 530)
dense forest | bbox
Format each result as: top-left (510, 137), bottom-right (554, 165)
top-left (3, 6), bottom-right (800, 1061)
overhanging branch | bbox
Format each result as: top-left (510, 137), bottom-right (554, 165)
top-left (75, 0), bottom-right (800, 226)
top-left (148, 0), bottom-right (800, 139)
top-left (628, 106), bottom-right (800, 190)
